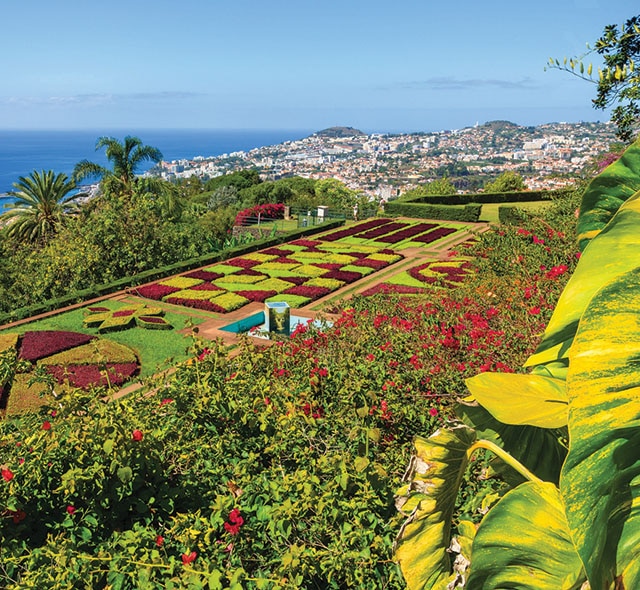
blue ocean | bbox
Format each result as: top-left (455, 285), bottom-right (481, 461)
top-left (0, 128), bottom-right (313, 201)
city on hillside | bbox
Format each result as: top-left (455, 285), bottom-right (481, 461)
top-left (149, 120), bottom-right (620, 200)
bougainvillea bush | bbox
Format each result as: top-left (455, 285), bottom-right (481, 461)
top-left (0, 184), bottom-right (586, 587)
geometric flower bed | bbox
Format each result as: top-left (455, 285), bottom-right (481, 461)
top-left (0, 330), bottom-right (140, 416)
top-left (83, 304), bottom-right (171, 333)
top-left (135, 241), bottom-right (404, 313)
top-left (361, 258), bottom-right (473, 297)
top-left (318, 218), bottom-right (465, 249)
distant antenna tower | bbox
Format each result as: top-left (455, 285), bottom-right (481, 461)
top-left (474, 121), bottom-right (479, 128)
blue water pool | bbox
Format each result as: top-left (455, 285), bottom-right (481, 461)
top-left (220, 311), bottom-right (330, 338)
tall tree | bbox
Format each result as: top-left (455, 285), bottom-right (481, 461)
top-left (547, 15), bottom-right (640, 141)
top-left (484, 170), bottom-right (527, 193)
top-left (1, 170), bottom-right (84, 243)
top-left (73, 136), bottom-right (163, 197)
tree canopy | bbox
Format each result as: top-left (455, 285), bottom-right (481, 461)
top-left (484, 170), bottom-right (527, 193)
top-left (73, 136), bottom-right (163, 197)
top-left (547, 14), bottom-right (640, 141)
top-left (2, 170), bottom-right (85, 244)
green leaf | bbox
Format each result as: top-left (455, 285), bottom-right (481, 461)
top-left (577, 138), bottom-right (640, 251)
top-left (103, 439), bottom-right (115, 454)
top-left (457, 402), bottom-right (567, 484)
top-left (116, 466), bottom-right (133, 483)
top-left (394, 425), bottom-right (476, 590)
top-left (562, 266), bottom-right (640, 589)
top-left (354, 456), bottom-right (369, 473)
top-left (467, 482), bottom-right (586, 589)
top-left (526, 189), bottom-right (640, 368)
top-left (466, 372), bottom-right (568, 428)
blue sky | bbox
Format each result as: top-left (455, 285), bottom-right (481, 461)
top-left (0, 0), bottom-right (637, 132)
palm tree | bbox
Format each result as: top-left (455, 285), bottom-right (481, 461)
top-left (1, 170), bottom-right (85, 243)
top-left (73, 136), bottom-right (163, 197)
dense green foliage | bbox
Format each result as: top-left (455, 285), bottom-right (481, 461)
top-left (0, 187), bottom-right (583, 587)
top-left (483, 170), bottom-right (526, 193)
top-left (384, 201), bottom-right (482, 222)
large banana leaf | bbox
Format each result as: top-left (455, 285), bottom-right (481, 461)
top-left (577, 137), bottom-right (640, 250)
top-left (525, 189), bottom-right (640, 368)
top-left (394, 425), bottom-right (476, 590)
top-left (467, 481), bottom-right (586, 590)
top-left (465, 372), bottom-right (568, 428)
top-left (457, 402), bottom-right (567, 484)
top-left (562, 265), bottom-right (640, 589)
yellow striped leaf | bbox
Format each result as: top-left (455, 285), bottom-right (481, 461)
top-left (525, 190), bottom-right (640, 368)
top-left (467, 482), bottom-right (586, 589)
top-left (577, 138), bottom-right (640, 250)
top-left (394, 425), bottom-right (476, 589)
top-left (466, 372), bottom-right (568, 428)
top-left (562, 265), bottom-right (640, 589)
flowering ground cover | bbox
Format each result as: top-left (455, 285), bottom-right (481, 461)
top-left (362, 257), bottom-right (474, 296)
top-left (318, 217), bottom-right (468, 250)
top-left (0, 189), bottom-right (584, 587)
top-left (0, 331), bottom-right (141, 416)
top-left (135, 240), bottom-right (405, 313)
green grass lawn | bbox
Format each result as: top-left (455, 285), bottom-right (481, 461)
top-left (480, 201), bottom-right (553, 224)
top-left (0, 300), bottom-right (207, 378)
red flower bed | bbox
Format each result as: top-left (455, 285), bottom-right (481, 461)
top-left (235, 269), bottom-right (266, 277)
top-left (313, 263), bottom-right (343, 270)
top-left (284, 285), bottom-right (332, 300)
top-left (45, 362), bottom-right (139, 389)
top-left (19, 331), bottom-right (96, 362)
top-left (350, 258), bottom-right (391, 270)
top-left (225, 258), bottom-right (261, 269)
top-left (234, 290), bottom-right (278, 302)
top-left (280, 276), bottom-right (308, 286)
top-left (113, 310), bottom-right (136, 318)
top-left (274, 257), bottom-right (302, 265)
top-left (87, 306), bottom-right (110, 313)
top-left (164, 297), bottom-right (225, 313)
top-left (137, 316), bottom-right (166, 324)
top-left (321, 219), bottom-right (392, 241)
top-left (260, 247), bottom-right (294, 256)
top-left (135, 283), bottom-right (181, 300)
top-left (376, 223), bottom-right (438, 244)
top-left (355, 222), bottom-right (408, 240)
top-left (321, 269), bottom-right (364, 283)
top-left (235, 203), bottom-right (285, 226)
top-left (288, 239), bottom-right (323, 248)
top-left (412, 227), bottom-right (458, 244)
top-left (189, 282), bottom-right (224, 291)
top-left (183, 270), bottom-right (224, 281)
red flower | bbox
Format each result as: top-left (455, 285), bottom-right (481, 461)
top-left (42, 421), bottom-right (51, 431)
top-left (132, 429), bottom-right (144, 442)
top-left (1, 467), bottom-right (14, 482)
top-left (224, 522), bottom-right (242, 535)
top-left (528, 306), bottom-right (541, 315)
top-left (429, 408), bottom-right (438, 417)
top-left (156, 535), bottom-right (164, 547)
top-left (11, 509), bottom-right (26, 524)
top-left (198, 348), bottom-right (211, 361)
top-left (66, 505), bottom-right (76, 515)
top-left (366, 353), bottom-right (375, 362)
top-left (160, 398), bottom-right (173, 406)
top-left (181, 551), bottom-right (197, 565)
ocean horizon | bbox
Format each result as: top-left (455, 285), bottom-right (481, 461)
top-left (0, 128), bottom-right (315, 198)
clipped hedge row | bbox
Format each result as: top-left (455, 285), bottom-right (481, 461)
top-left (402, 188), bottom-right (571, 205)
top-left (384, 201), bottom-right (482, 222)
top-left (0, 220), bottom-right (345, 326)
top-left (498, 205), bottom-right (531, 225)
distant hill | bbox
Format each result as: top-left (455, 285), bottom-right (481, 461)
top-left (480, 120), bottom-right (520, 131)
top-left (312, 126), bottom-right (366, 138)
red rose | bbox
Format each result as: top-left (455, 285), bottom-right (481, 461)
top-left (132, 429), bottom-right (143, 442)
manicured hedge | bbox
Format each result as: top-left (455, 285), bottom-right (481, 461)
top-left (405, 188), bottom-right (571, 205)
top-left (498, 205), bottom-right (531, 225)
top-left (384, 201), bottom-right (482, 222)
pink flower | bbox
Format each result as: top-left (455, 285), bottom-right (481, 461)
top-left (132, 429), bottom-right (144, 442)
top-left (197, 348), bottom-right (211, 361)
top-left (66, 505), bottom-right (76, 516)
top-left (429, 408), bottom-right (438, 417)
